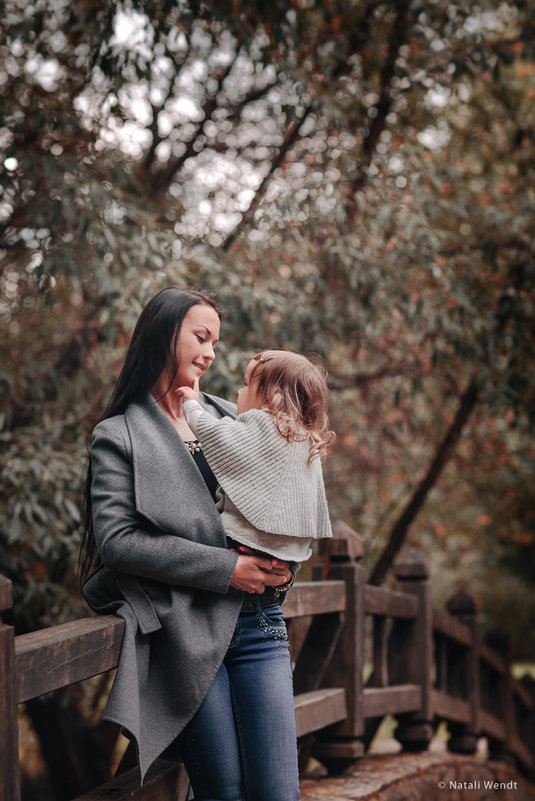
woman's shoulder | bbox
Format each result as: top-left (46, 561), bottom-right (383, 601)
top-left (91, 414), bottom-right (134, 463)
top-left (92, 414), bottom-right (128, 446)
top-left (200, 391), bottom-right (237, 419)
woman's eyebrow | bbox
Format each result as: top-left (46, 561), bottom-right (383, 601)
top-left (195, 325), bottom-right (218, 342)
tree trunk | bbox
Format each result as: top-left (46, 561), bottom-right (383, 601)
top-left (369, 377), bottom-right (479, 585)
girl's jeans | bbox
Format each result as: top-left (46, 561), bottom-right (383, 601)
top-left (177, 601), bottom-right (300, 801)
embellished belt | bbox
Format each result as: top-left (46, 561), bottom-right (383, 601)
top-left (240, 586), bottom-right (283, 614)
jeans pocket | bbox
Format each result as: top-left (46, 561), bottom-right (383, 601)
top-left (259, 605), bottom-right (289, 644)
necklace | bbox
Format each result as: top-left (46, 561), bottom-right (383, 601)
top-left (185, 440), bottom-right (202, 455)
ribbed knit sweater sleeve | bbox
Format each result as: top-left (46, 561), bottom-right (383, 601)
top-left (182, 399), bottom-right (204, 436)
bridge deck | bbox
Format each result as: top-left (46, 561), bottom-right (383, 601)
top-left (299, 752), bottom-right (535, 801)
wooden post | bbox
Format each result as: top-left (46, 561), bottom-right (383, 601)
top-left (312, 522), bottom-right (367, 773)
top-left (484, 629), bottom-right (515, 764)
top-left (519, 675), bottom-right (535, 773)
top-left (0, 574), bottom-right (21, 801)
top-left (445, 590), bottom-right (480, 755)
top-left (390, 549), bottom-right (434, 752)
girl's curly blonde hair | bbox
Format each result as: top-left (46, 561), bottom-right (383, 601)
top-left (249, 349), bottom-right (336, 462)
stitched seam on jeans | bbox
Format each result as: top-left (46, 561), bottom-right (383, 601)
top-left (228, 681), bottom-right (250, 801)
top-left (227, 617), bottom-right (241, 650)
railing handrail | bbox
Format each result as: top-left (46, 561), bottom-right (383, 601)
top-left (1, 522), bottom-right (534, 801)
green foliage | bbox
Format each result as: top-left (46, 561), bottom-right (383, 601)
top-left (0, 422), bottom-right (84, 628)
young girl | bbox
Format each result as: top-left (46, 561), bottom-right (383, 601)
top-left (177, 349), bottom-right (335, 567)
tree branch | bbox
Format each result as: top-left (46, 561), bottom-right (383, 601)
top-left (369, 255), bottom-right (528, 584)
top-left (152, 55), bottom-right (238, 194)
top-left (345, 0), bottom-right (412, 219)
top-left (329, 361), bottom-right (425, 389)
top-left (142, 40), bottom-right (193, 175)
top-left (438, 239), bottom-right (530, 256)
top-left (222, 104), bottom-right (312, 252)
top-left (329, 1), bottom-right (379, 82)
top-left (369, 376), bottom-right (480, 585)
top-left (219, 77), bottom-right (280, 125)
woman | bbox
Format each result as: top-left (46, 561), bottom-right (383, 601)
top-left (80, 287), bottom-right (300, 801)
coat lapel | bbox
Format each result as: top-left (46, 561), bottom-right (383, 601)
top-left (124, 393), bottom-right (225, 543)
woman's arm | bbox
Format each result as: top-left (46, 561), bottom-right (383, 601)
top-left (91, 422), bottom-right (289, 594)
top-left (91, 422), bottom-right (238, 593)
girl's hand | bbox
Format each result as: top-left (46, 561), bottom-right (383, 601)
top-left (230, 554), bottom-right (292, 594)
top-left (176, 378), bottom-right (200, 403)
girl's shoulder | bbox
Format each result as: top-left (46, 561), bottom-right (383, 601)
top-left (235, 408), bottom-right (274, 429)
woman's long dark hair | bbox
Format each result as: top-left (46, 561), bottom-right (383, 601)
top-left (79, 286), bottom-right (222, 583)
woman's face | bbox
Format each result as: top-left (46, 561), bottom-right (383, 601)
top-left (174, 303), bottom-right (221, 388)
top-left (237, 359), bottom-right (265, 415)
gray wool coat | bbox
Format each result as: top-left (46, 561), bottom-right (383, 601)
top-left (81, 391), bottom-right (244, 782)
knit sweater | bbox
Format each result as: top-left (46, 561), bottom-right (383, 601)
top-left (182, 400), bottom-right (332, 561)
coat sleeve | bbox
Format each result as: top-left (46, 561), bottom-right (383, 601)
top-left (91, 421), bottom-right (238, 594)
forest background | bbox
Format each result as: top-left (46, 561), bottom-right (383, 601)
top-left (1, 1), bottom-right (535, 798)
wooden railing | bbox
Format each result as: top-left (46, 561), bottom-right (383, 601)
top-left (1, 521), bottom-right (534, 801)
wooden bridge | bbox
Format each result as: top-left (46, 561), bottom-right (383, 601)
top-left (1, 522), bottom-right (534, 800)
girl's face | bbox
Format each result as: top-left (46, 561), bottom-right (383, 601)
top-left (237, 359), bottom-right (265, 415)
top-left (174, 303), bottom-right (221, 388)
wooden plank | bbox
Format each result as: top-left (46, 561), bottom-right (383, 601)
top-left (364, 585), bottom-right (418, 619)
top-left (72, 759), bottom-right (189, 801)
top-left (479, 708), bottom-right (506, 741)
top-left (512, 676), bottom-right (534, 710)
top-left (432, 607), bottom-right (472, 647)
top-left (15, 616), bottom-right (124, 702)
top-left (510, 734), bottom-right (534, 773)
top-left (324, 520), bottom-right (365, 561)
top-left (321, 561), bottom-right (366, 739)
top-left (435, 637), bottom-right (448, 692)
top-left (0, 623), bottom-right (21, 801)
top-left (312, 739), bottom-right (364, 762)
top-left (449, 606), bottom-right (480, 744)
top-left (479, 641), bottom-right (506, 675)
top-left (294, 688), bottom-right (347, 738)
top-left (0, 574), bottom-right (13, 613)
top-left (370, 616), bottom-right (389, 688)
top-left (284, 581), bottom-right (346, 619)
top-left (431, 689), bottom-right (471, 725)
top-left (293, 612), bottom-right (345, 694)
top-left (363, 684), bottom-right (421, 719)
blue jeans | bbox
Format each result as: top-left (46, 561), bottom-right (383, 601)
top-left (177, 601), bottom-right (300, 801)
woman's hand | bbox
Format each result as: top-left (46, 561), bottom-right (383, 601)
top-left (230, 553), bottom-right (293, 595)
